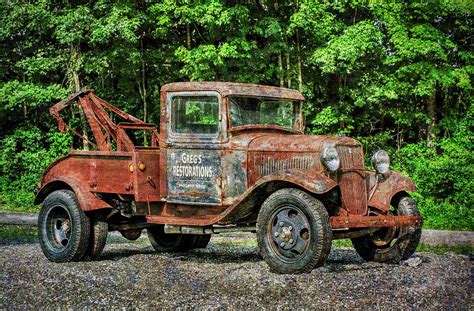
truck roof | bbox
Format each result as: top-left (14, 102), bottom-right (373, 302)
top-left (161, 82), bottom-right (305, 101)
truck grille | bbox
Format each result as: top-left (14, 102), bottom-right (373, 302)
top-left (336, 145), bottom-right (367, 215)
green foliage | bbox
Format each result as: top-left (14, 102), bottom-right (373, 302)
top-left (0, 82), bottom-right (67, 112)
top-left (0, 127), bottom-right (71, 211)
top-left (0, 226), bottom-right (38, 244)
top-left (393, 110), bottom-right (474, 231)
top-left (0, 0), bottom-right (472, 230)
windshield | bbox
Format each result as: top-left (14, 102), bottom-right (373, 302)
top-left (229, 96), bottom-right (302, 131)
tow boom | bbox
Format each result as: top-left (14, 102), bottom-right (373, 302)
top-left (50, 88), bottom-right (159, 151)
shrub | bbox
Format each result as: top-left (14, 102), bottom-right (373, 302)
top-left (0, 126), bottom-right (71, 211)
top-left (392, 112), bottom-right (473, 231)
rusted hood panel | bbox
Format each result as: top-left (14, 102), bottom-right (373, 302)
top-left (247, 134), bottom-right (362, 152)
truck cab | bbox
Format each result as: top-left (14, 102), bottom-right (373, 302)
top-left (35, 82), bottom-right (422, 273)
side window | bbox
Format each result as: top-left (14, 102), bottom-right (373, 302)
top-left (171, 96), bottom-right (219, 135)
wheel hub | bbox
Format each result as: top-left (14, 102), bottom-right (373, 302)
top-left (46, 206), bottom-right (73, 250)
top-left (62, 219), bottom-right (71, 234)
top-left (372, 226), bottom-right (398, 247)
top-left (274, 225), bottom-right (294, 246)
top-left (269, 206), bottom-right (311, 259)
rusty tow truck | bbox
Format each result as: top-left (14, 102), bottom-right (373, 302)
top-left (35, 82), bottom-right (423, 273)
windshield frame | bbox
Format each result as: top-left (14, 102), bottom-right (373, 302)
top-left (226, 95), bottom-right (304, 134)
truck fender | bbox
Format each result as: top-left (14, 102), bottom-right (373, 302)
top-left (219, 169), bottom-right (337, 224)
top-left (34, 177), bottom-right (110, 211)
top-left (367, 171), bottom-right (417, 212)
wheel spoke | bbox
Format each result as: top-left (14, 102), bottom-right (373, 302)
top-left (55, 227), bottom-right (68, 242)
top-left (279, 247), bottom-right (296, 259)
top-left (271, 213), bottom-right (281, 231)
top-left (290, 213), bottom-right (309, 234)
top-left (53, 220), bottom-right (70, 247)
top-left (291, 237), bottom-right (307, 254)
top-left (277, 210), bottom-right (293, 224)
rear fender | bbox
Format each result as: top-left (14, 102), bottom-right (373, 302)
top-left (34, 177), bottom-right (110, 211)
top-left (219, 169), bottom-right (337, 224)
top-left (367, 171), bottom-right (417, 212)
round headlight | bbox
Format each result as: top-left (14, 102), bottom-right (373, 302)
top-left (321, 146), bottom-right (340, 172)
top-left (371, 150), bottom-right (390, 174)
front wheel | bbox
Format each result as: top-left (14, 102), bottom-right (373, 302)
top-left (351, 195), bottom-right (422, 263)
top-left (257, 188), bottom-right (332, 274)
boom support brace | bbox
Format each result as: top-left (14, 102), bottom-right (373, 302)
top-left (50, 87), bottom-right (159, 151)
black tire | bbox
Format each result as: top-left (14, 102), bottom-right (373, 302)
top-left (257, 188), bottom-right (332, 274)
top-left (191, 234), bottom-right (211, 249)
top-left (38, 190), bottom-right (90, 262)
top-left (351, 195), bottom-right (422, 263)
top-left (120, 229), bottom-right (142, 241)
top-left (84, 216), bottom-right (108, 260)
top-left (147, 225), bottom-right (195, 252)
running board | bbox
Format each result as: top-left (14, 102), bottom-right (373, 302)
top-left (164, 224), bottom-right (255, 235)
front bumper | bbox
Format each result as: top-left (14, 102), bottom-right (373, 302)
top-left (330, 215), bottom-right (423, 229)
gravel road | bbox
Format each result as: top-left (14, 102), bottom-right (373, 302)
top-left (1, 233), bottom-right (472, 309)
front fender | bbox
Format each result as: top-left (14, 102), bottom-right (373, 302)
top-left (219, 169), bottom-right (337, 224)
top-left (34, 177), bottom-right (110, 211)
top-left (252, 169), bottom-right (338, 195)
top-left (368, 170), bottom-right (417, 212)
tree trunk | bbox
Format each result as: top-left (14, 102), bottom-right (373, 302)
top-left (286, 51), bottom-right (291, 88)
top-left (296, 30), bottom-right (303, 91)
top-left (186, 23), bottom-right (191, 50)
top-left (278, 51), bottom-right (284, 87)
top-left (426, 91), bottom-right (436, 147)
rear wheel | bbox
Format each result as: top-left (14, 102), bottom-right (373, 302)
top-left (257, 188), bottom-right (332, 274)
top-left (351, 195), bottom-right (422, 263)
top-left (84, 216), bottom-right (108, 260)
top-left (120, 229), bottom-right (142, 241)
top-left (191, 234), bottom-right (211, 249)
top-left (38, 190), bottom-right (90, 262)
top-left (147, 225), bottom-right (195, 252)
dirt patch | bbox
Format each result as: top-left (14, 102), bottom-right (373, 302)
top-left (0, 233), bottom-right (471, 309)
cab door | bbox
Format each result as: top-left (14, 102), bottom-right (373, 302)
top-left (165, 91), bottom-right (225, 205)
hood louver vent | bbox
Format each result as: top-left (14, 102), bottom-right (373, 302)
top-left (254, 155), bottom-right (319, 176)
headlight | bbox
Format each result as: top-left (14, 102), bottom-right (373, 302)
top-left (371, 150), bottom-right (390, 174)
top-left (321, 146), bottom-right (340, 172)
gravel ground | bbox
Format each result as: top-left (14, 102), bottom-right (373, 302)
top-left (0, 233), bottom-right (472, 309)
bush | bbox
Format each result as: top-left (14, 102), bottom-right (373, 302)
top-left (0, 126), bottom-right (71, 211)
top-left (392, 112), bottom-right (474, 231)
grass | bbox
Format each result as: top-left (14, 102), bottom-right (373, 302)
top-left (211, 237), bottom-right (258, 247)
top-left (1, 226), bottom-right (472, 256)
top-left (0, 226), bottom-right (38, 244)
top-left (332, 238), bottom-right (473, 256)
top-left (416, 242), bottom-right (473, 256)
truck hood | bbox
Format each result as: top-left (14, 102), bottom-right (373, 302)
top-left (242, 134), bottom-right (362, 152)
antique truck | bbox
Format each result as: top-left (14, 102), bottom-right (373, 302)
top-left (35, 82), bottom-right (422, 273)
